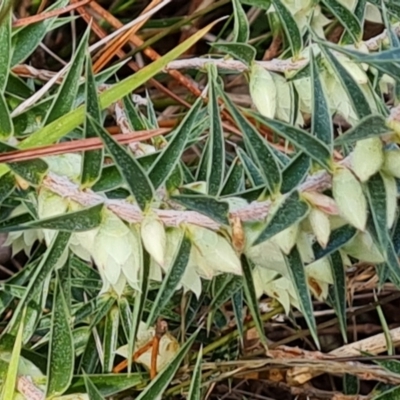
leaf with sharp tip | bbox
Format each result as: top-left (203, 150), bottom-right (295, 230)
top-left (272, 0), bottom-right (302, 56)
top-left (187, 346), bottom-right (203, 400)
top-left (0, 0), bottom-right (11, 92)
top-left (103, 306), bottom-right (120, 373)
top-left (45, 26), bottom-right (89, 125)
top-left (319, 46), bottom-right (371, 119)
top-left (335, 115), bottom-right (390, 145)
top-left (206, 64), bottom-right (225, 196)
top-left (254, 191), bottom-right (310, 246)
top-left (147, 234), bottom-right (191, 326)
top-left (81, 54), bottom-right (104, 188)
top-left (253, 114), bottom-right (332, 171)
top-left (88, 117), bottom-right (154, 210)
top-left (329, 251), bottom-right (347, 342)
top-left (220, 89), bottom-right (281, 193)
top-left (321, 0), bottom-right (362, 43)
top-left (281, 152), bottom-right (310, 194)
top-left (232, 0), bottom-right (249, 43)
top-left (172, 194), bottom-right (230, 225)
top-left (83, 373), bottom-right (105, 400)
top-left (220, 157), bottom-right (244, 196)
top-left (149, 97), bottom-right (203, 190)
top-left (310, 48), bottom-right (332, 149)
top-left (236, 147), bottom-right (265, 187)
top-left (285, 246), bottom-right (319, 348)
top-left (134, 329), bottom-right (199, 400)
top-left (241, 255), bottom-right (267, 346)
top-left (211, 43), bottom-right (256, 66)
top-left (46, 276), bottom-right (74, 398)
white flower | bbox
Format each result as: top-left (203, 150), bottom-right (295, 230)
top-left (141, 214), bottom-right (166, 267)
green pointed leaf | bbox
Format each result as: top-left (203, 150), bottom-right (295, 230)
top-left (209, 275), bottom-right (243, 311)
top-left (313, 225), bottom-right (357, 260)
top-left (81, 54), bottom-right (104, 188)
top-left (232, 289), bottom-right (244, 340)
top-left (366, 173), bottom-right (388, 251)
top-left (221, 90), bottom-right (281, 193)
top-left (171, 194), bottom-right (229, 225)
top-left (253, 114), bottom-right (333, 171)
top-left (285, 246), bottom-right (319, 348)
top-left (45, 28), bottom-right (88, 124)
top-left (187, 346), bottom-right (203, 400)
top-left (88, 117), bottom-right (154, 210)
top-left (103, 306), bottom-right (120, 373)
top-left (134, 329), bottom-right (199, 400)
top-left (281, 152), bottom-right (310, 194)
top-left (1, 311), bottom-right (24, 400)
top-left (149, 97), bottom-right (203, 190)
top-left (147, 234), bottom-right (191, 326)
top-left (254, 191), bottom-right (310, 245)
top-left (0, 0), bottom-right (11, 92)
top-left (0, 172), bottom-right (14, 204)
top-left (1, 203), bottom-right (103, 233)
top-left (211, 43), bottom-right (256, 66)
top-left (220, 157), bottom-right (244, 195)
top-left (11, 0), bottom-right (69, 66)
top-left (329, 251), bottom-right (347, 342)
top-left (321, 0), bottom-right (362, 43)
top-left (319, 46), bottom-right (371, 119)
top-left (241, 256), bottom-right (267, 345)
top-left (129, 245), bottom-right (149, 372)
top-left (206, 64), bottom-right (225, 196)
top-left (0, 141), bottom-right (48, 185)
top-left (6, 232), bottom-right (71, 333)
top-left (232, 0), bottom-right (249, 43)
top-left (237, 147), bottom-right (264, 186)
top-left (310, 49), bottom-right (332, 149)
top-left (272, 0), bottom-right (302, 56)
top-left (334, 115), bottom-right (390, 145)
top-left (46, 277), bottom-right (74, 398)
top-left (340, 0), bottom-right (366, 45)
top-left (118, 297), bottom-right (132, 342)
top-left (83, 373), bottom-right (105, 400)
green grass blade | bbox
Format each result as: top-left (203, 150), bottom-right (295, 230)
top-left (187, 346), bottom-right (203, 400)
top-left (103, 305), bottom-right (120, 373)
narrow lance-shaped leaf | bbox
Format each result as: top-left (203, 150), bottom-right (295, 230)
top-left (254, 191), bottom-right (310, 246)
top-left (232, 0), bottom-right (249, 43)
top-left (319, 46), bottom-right (371, 120)
top-left (171, 195), bottom-right (229, 225)
top-left (129, 244), bottom-right (148, 372)
top-left (6, 232), bottom-right (71, 333)
top-left (334, 115), bottom-right (390, 145)
top-left (0, 203), bottom-right (104, 233)
top-left (220, 89), bottom-right (281, 193)
top-left (1, 310), bottom-right (25, 400)
top-left (241, 256), bottom-right (267, 346)
top-left (103, 306), bottom-right (120, 373)
top-left (83, 373), bottom-right (105, 400)
top-left (285, 246), bottom-right (320, 348)
top-left (220, 157), bottom-right (244, 195)
top-left (321, 0), bottom-right (362, 43)
top-left (45, 26), bottom-right (89, 125)
top-left (187, 346), bottom-right (203, 400)
top-left (147, 235), bottom-right (191, 325)
top-left (253, 114), bottom-right (333, 171)
top-left (237, 147), bottom-right (264, 187)
top-left (0, 0), bottom-right (11, 92)
top-left (0, 141), bottom-right (48, 185)
top-left (366, 173), bottom-right (388, 252)
top-left (46, 276), bottom-right (74, 398)
top-left (272, 0), bottom-right (302, 57)
top-left (88, 117), bottom-right (154, 210)
top-left (149, 96), bottom-right (203, 190)
top-left (81, 54), bottom-right (104, 188)
top-left (11, 0), bottom-right (69, 66)
top-left (340, 0), bottom-right (366, 45)
top-left (310, 48), bottom-right (332, 149)
top-left (134, 329), bottom-right (200, 400)
top-left (281, 152), bottom-right (310, 194)
top-left (329, 251), bottom-right (347, 342)
top-left (207, 64), bottom-right (225, 196)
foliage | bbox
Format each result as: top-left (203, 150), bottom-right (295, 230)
top-left (1, 0), bottom-right (400, 398)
